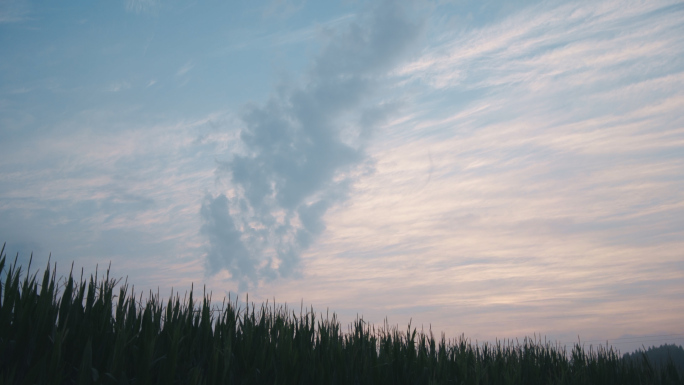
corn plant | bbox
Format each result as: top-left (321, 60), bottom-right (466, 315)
top-left (0, 244), bottom-right (682, 384)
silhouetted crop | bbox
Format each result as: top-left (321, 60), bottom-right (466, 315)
top-left (1, 243), bottom-right (682, 384)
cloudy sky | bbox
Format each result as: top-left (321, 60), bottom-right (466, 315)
top-left (1, 0), bottom-right (683, 353)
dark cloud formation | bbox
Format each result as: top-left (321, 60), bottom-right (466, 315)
top-left (201, 1), bottom-right (423, 290)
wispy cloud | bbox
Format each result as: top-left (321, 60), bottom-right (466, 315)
top-left (239, 0), bottom-right (684, 343)
top-left (176, 61), bottom-right (194, 76)
top-left (0, 0), bottom-right (30, 23)
top-left (201, 1), bottom-right (424, 290)
top-left (215, 13), bottom-right (356, 55)
top-left (262, 0), bottom-right (305, 20)
top-left (0, 110), bottom-right (233, 287)
top-left (397, 0), bottom-right (683, 90)
top-left (124, 0), bottom-right (159, 15)
top-left (106, 81), bottom-right (131, 92)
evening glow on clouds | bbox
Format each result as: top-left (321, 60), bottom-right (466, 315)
top-left (1, 0), bottom-right (682, 352)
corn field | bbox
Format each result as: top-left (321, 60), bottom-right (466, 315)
top-left (0, 244), bottom-right (682, 384)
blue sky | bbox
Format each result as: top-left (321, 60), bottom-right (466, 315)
top-left (1, 0), bottom-right (683, 353)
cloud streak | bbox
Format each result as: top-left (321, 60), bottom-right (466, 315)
top-left (0, 109), bottom-right (231, 287)
top-left (201, 1), bottom-right (423, 289)
top-left (244, 0), bottom-right (684, 345)
top-left (397, 0), bottom-right (684, 91)
top-left (0, 0), bottom-right (29, 23)
top-left (124, 0), bottom-right (159, 15)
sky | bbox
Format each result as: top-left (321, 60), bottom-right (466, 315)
top-left (1, 0), bottom-right (683, 354)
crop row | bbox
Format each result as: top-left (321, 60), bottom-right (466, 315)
top-left (1, 244), bottom-right (681, 384)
